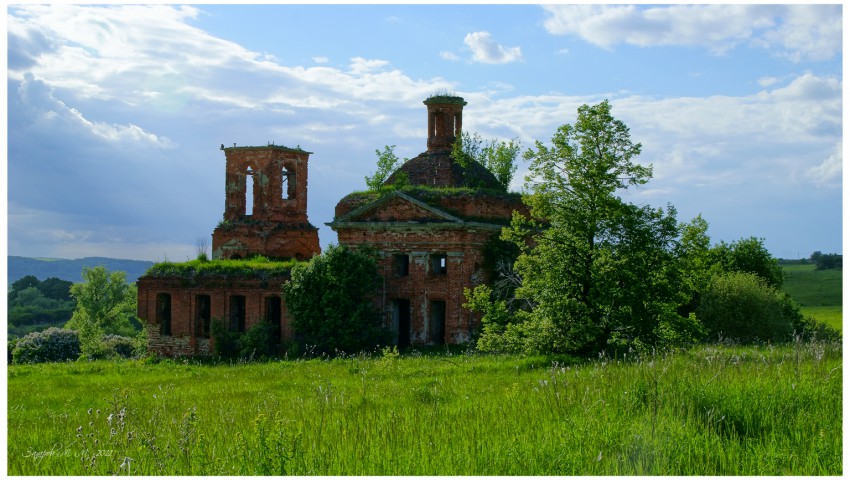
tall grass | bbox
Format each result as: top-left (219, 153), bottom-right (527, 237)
top-left (8, 341), bottom-right (841, 475)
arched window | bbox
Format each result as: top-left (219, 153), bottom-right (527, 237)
top-left (245, 167), bottom-right (255, 216)
top-left (282, 167), bottom-right (295, 201)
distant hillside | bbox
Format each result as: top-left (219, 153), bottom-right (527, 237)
top-left (8, 256), bottom-right (155, 284)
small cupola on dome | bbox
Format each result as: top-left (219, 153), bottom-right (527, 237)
top-left (383, 95), bottom-right (502, 190)
top-left (424, 94), bottom-right (467, 152)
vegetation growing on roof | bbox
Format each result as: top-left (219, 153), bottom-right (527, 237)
top-left (145, 257), bottom-right (301, 279)
top-left (423, 90), bottom-right (466, 105)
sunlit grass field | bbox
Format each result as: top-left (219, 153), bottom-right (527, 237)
top-left (782, 264), bottom-right (842, 331)
top-left (7, 341), bottom-right (841, 475)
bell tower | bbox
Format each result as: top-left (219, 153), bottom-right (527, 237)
top-left (424, 95), bottom-right (466, 152)
top-left (211, 145), bottom-right (320, 260)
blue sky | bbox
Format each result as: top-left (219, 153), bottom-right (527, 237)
top-left (6, 4), bottom-right (843, 262)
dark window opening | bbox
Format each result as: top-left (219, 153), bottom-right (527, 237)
top-left (392, 299), bottom-right (411, 348)
top-left (264, 296), bottom-right (282, 342)
top-left (430, 300), bottom-right (446, 345)
top-left (230, 295), bottom-right (246, 333)
top-left (393, 254), bottom-right (410, 276)
top-left (156, 293), bottom-right (172, 336)
top-left (195, 294), bottom-right (211, 338)
top-left (431, 253), bottom-right (447, 275)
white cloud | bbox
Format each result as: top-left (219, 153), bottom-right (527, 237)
top-left (312, 56), bottom-right (329, 64)
top-left (440, 51), bottom-right (460, 61)
top-left (542, 4), bottom-right (841, 61)
top-left (805, 141), bottom-right (842, 185)
top-left (17, 73), bottom-right (173, 148)
top-left (758, 76), bottom-right (780, 87)
top-left (464, 31), bottom-right (523, 64)
top-left (349, 57), bottom-right (391, 74)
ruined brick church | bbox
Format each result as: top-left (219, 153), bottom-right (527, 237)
top-left (137, 96), bottom-right (525, 356)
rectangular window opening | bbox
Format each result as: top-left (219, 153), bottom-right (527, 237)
top-left (393, 254), bottom-right (410, 276)
top-left (230, 295), bottom-right (246, 333)
top-left (430, 300), bottom-right (446, 345)
top-left (264, 296), bottom-right (282, 342)
top-left (156, 293), bottom-right (172, 336)
top-left (195, 294), bottom-right (211, 338)
top-left (431, 253), bottom-right (447, 275)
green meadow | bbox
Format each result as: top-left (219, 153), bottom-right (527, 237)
top-left (782, 264), bottom-right (842, 331)
top-left (7, 341), bottom-right (842, 475)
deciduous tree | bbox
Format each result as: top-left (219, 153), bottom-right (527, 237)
top-left (65, 266), bottom-right (138, 357)
top-left (283, 245), bottom-right (390, 354)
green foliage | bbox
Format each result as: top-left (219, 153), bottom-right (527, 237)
top-left (283, 244), bottom-right (390, 355)
top-left (451, 131), bottom-right (520, 191)
top-left (65, 266), bottom-right (139, 359)
top-left (210, 318), bottom-right (241, 358)
top-left (36, 277), bottom-right (74, 301)
top-left (710, 237), bottom-right (784, 289)
top-left (11, 327), bottom-right (80, 363)
top-left (237, 321), bottom-right (280, 359)
top-left (810, 251), bottom-right (842, 270)
top-left (364, 145), bottom-right (404, 191)
top-left (8, 275), bottom-right (76, 337)
top-left (102, 335), bottom-right (138, 359)
top-left (697, 271), bottom-right (798, 343)
top-left (495, 100), bottom-right (688, 355)
top-left (11, 274), bottom-right (40, 292)
top-left (146, 257), bottom-right (299, 279)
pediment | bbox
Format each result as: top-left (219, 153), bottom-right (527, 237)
top-left (333, 191), bottom-right (462, 224)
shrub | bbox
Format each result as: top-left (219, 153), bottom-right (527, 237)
top-left (794, 316), bottom-right (842, 342)
top-left (12, 328), bottom-right (80, 363)
top-left (237, 322), bottom-right (279, 359)
top-left (102, 335), bottom-right (137, 359)
top-left (697, 271), bottom-right (796, 344)
top-left (210, 318), bottom-right (241, 359)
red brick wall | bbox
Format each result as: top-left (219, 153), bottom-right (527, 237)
top-left (212, 145), bottom-right (320, 260)
top-left (337, 225), bottom-right (499, 345)
top-left (137, 275), bottom-right (290, 356)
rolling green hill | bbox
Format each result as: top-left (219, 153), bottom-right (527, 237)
top-left (8, 256), bottom-right (154, 284)
top-left (781, 264), bottom-right (842, 331)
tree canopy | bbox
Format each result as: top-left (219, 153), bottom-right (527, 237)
top-left (283, 244), bottom-right (389, 354)
top-left (451, 131), bottom-right (520, 191)
top-left (65, 266), bottom-right (139, 357)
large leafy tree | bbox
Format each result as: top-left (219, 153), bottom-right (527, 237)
top-left (283, 244), bottom-right (390, 354)
top-left (65, 266), bottom-right (138, 356)
top-left (479, 100), bottom-right (686, 354)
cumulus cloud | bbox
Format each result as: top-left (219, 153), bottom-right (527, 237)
top-left (6, 4), bottom-right (841, 260)
top-left (464, 31), bottom-right (523, 64)
top-left (542, 4), bottom-right (841, 61)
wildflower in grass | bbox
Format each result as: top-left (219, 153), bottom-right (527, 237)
top-left (107, 414), bottom-right (113, 425)
top-left (120, 457), bottom-right (132, 471)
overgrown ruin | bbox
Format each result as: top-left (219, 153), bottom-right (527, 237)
top-left (137, 96), bottom-right (525, 355)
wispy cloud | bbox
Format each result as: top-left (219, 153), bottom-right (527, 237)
top-left (440, 51), bottom-right (460, 61)
top-left (542, 4), bottom-right (841, 61)
top-left (464, 31), bottom-right (523, 64)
